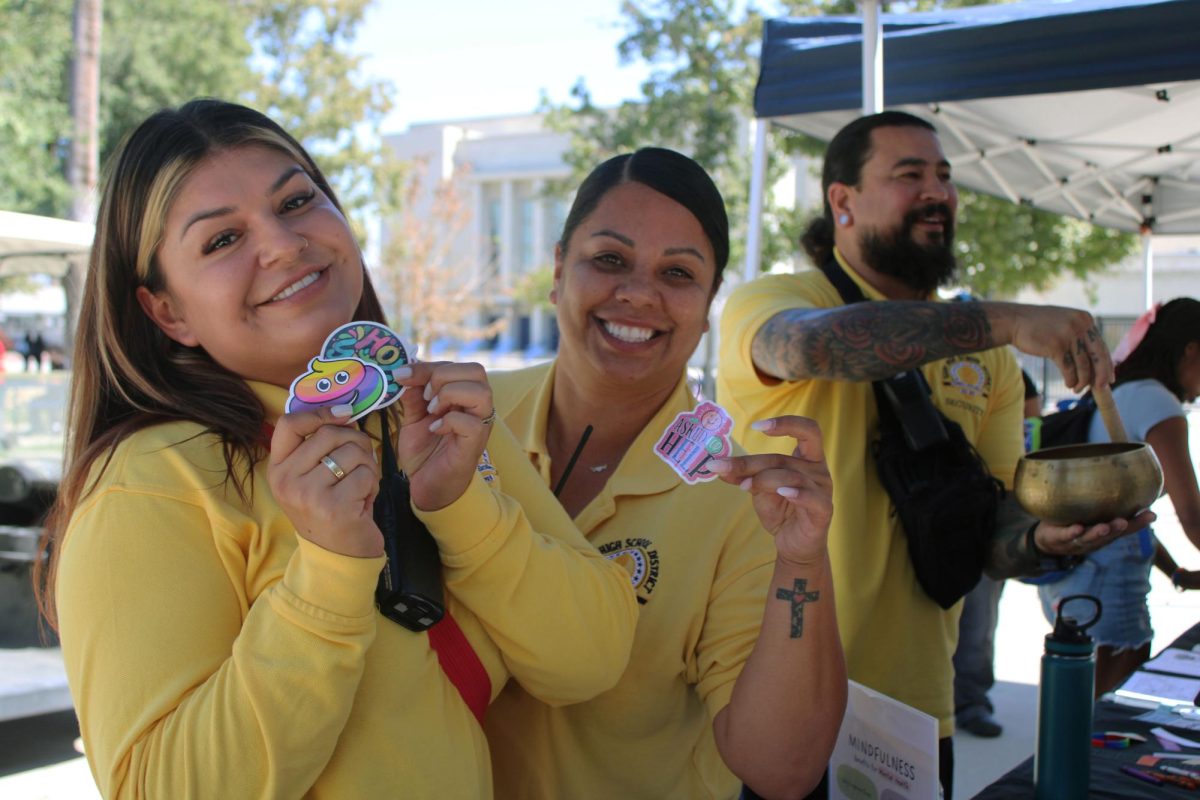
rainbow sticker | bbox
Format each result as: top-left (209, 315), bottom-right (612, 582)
top-left (286, 356), bottom-right (387, 422)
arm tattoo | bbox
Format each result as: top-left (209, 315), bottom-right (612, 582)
top-left (776, 578), bottom-right (820, 639)
top-left (752, 301), bottom-right (994, 382)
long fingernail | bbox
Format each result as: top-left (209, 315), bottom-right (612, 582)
top-left (707, 458), bottom-right (732, 474)
top-left (393, 366), bottom-right (413, 380)
top-left (739, 477), bottom-right (753, 491)
top-left (750, 419), bottom-right (774, 432)
top-left (429, 418), bottom-right (443, 432)
top-left (423, 383), bottom-right (433, 401)
top-left (331, 404), bottom-right (354, 418)
top-left (776, 486), bottom-right (800, 498)
top-left (427, 395), bottom-right (440, 414)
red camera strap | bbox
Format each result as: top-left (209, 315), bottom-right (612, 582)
top-left (261, 423), bottom-right (490, 724)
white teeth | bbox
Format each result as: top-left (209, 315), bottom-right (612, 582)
top-left (271, 271), bottom-right (320, 302)
top-left (603, 321), bottom-right (655, 343)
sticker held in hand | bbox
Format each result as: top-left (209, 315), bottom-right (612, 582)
top-left (322, 321), bottom-right (415, 407)
top-left (654, 401), bottom-right (733, 484)
top-left (285, 321), bottom-right (416, 422)
top-left (286, 356), bottom-right (387, 422)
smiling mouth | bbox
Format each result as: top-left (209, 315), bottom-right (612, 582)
top-left (601, 320), bottom-right (662, 343)
top-left (268, 270), bottom-right (323, 303)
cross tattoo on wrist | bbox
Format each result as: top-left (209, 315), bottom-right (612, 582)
top-left (776, 578), bottom-right (820, 639)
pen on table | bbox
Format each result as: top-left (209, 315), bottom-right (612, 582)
top-left (1137, 758), bottom-right (1200, 782)
top-left (1151, 770), bottom-right (1199, 790)
top-left (1121, 765), bottom-right (1164, 786)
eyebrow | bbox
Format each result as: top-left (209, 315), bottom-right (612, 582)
top-left (893, 157), bottom-right (951, 171)
top-left (590, 229), bottom-right (707, 262)
top-left (178, 166), bottom-right (308, 242)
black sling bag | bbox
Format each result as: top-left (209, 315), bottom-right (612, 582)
top-left (819, 258), bottom-right (1004, 609)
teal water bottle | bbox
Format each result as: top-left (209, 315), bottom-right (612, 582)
top-left (1034, 594), bottom-right (1101, 800)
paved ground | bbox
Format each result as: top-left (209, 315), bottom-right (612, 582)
top-left (2, 412), bottom-right (1195, 799)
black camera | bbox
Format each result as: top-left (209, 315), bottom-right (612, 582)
top-left (372, 415), bottom-right (444, 632)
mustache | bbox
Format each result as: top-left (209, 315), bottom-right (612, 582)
top-left (903, 203), bottom-right (955, 230)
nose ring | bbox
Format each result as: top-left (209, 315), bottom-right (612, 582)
top-left (299, 236), bottom-right (309, 252)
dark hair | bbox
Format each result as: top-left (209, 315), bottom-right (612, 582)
top-left (800, 111), bottom-right (937, 266)
top-left (37, 98), bottom-right (387, 629)
top-left (559, 147), bottom-right (730, 290)
top-left (1114, 297), bottom-right (1200, 400)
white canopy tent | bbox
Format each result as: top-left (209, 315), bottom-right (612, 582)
top-left (746, 0), bottom-right (1200, 307)
top-left (0, 210), bottom-right (92, 280)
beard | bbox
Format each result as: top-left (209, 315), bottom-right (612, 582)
top-left (859, 203), bottom-right (958, 295)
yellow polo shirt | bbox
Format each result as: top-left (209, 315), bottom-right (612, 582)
top-left (716, 258), bottom-right (1023, 737)
top-left (56, 381), bottom-right (636, 799)
top-left (485, 361), bottom-right (778, 800)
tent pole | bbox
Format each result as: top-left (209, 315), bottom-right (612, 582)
top-left (862, 0), bottom-right (883, 114)
top-left (1141, 231), bottom-right (1154, 310)
top-left (744, 118), bottom-right (768, 282)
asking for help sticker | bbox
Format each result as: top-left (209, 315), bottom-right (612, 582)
top-left (653, 401), bottom-right (733, 484)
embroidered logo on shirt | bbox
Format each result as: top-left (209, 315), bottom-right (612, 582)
top-left (599, 537), bottom-right (660, 604)
top-left (942, 356), bottom-right (992, 399)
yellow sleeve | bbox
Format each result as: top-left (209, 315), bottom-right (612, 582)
top-left (717, 274), bottom-right (831, 448)
top-left (975, 349), bottom-right (1026, 489)
top-left (57, 487), bottom-right (384, 800)
top-left (414, 419), bottom-right (638, 706)
top-left (693, 505), bottom-right (777, 718)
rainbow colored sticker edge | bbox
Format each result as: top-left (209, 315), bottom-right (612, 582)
top-left (653, 400), bottom-right (734, 484)
top-left (286, 356), bottom-right (387, 422)
top-left (321, 321), bottom-right (414, 409)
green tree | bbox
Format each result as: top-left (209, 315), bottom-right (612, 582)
top-left (1, 1), bottom-right (75, 218)
top-left (2, 0), bottom-right (399, 237)
top-left (545, 0), bottom-right (1136, 298)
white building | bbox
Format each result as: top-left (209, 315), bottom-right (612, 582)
top-left (383, 113), bottom-right (572, 358)
top-left (381, 112), bottom-right (1200, 372)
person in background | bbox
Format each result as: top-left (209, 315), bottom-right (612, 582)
top-left (34, 99), bottom-right (637, 799)
top-left (1038, 297), bottom-right (1200, 694)
top-left (485, 147), bottom-right (846, 800)
top-left (952, 370), bottom-right (1040, 739)
top-left (717, 110), bottom-right (1153, 798)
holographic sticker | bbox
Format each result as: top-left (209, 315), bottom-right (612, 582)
top-left (321, 321), bottom-right (414, 408)
top-left (653, 400), bottom-right (734, 484)
top-left (286, 356), bottom-right (387, 422)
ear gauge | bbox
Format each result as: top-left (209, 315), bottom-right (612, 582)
top-left (837, 214), bottom-right (850, 226)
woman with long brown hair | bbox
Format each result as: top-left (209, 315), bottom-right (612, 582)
top-left (36, 98), bottom-right (636, 799)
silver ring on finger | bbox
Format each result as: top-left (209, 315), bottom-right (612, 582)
top-left (321, 454), bottom-right (347, 481)
top-left (480, 409), bottom-right (497, 426)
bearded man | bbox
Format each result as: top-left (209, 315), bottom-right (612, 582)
top-left (717, 111), bottom-right (1152, 799)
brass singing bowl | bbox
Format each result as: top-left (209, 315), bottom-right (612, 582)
top-left (1013, 442), bottom-right (1164, 525)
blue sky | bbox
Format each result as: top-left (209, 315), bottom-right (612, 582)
top-left (356, 1), bottom-right (652, 135)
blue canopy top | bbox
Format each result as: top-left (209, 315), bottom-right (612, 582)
top-left (752, 0), bottom-right (1200, 234)
top-left (756, 0), bottom-right (1200, 118)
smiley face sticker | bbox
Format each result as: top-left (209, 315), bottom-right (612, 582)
top-left (653, 400), bottom-right (734, 484)
top-left (286, 356), bottom-right (387, 421)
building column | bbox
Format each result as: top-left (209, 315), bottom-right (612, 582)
top-left (497, 181), bottom-right (518, 352)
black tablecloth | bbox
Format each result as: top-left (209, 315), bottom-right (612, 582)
top-left (972, 620), bottom-right (1200, 799)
